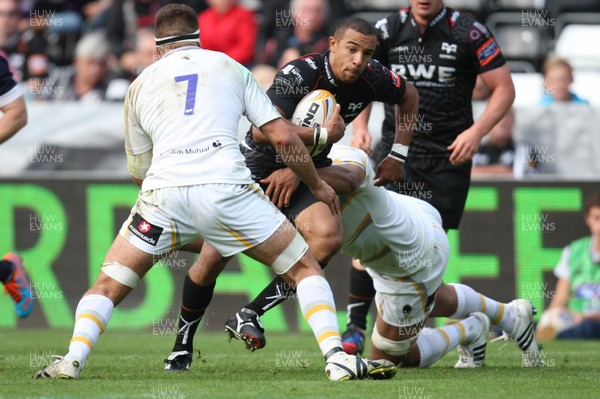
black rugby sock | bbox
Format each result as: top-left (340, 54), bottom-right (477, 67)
top-left (245, 262), bottom-right (329, 316)
top-left (245, 275), bottom-right (296, 316)
top-left (172, 274), bottom-right (215, 353)
top-left (346, 267), bottom-right (375, 331)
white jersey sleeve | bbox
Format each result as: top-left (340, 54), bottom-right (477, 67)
top-left (124, 87), bottom-right (153, 156)
top-left (0, 84), bottom-right (22, 108)
top-left (329, 144), bottom-right (439, 277)
top-left (238, 64), bottom-right (281, 128)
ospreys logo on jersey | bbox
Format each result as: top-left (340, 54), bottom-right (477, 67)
top-left (440, 42), bottom-right (457, 60)
top-left (128, 213), bottom-right (163, 246)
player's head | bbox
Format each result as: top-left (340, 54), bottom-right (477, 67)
top-left (410, 0), bottom-right (444, 23)
top-left (328, 17), bottom-right (377, 84)
top-left (154, 4), bottom-right (200, 56)
top-left (542, 57), bottom-right (574, 102)
top-left (584, 191), bottom-right (600, 238)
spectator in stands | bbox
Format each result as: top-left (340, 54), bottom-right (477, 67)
top-left (198, 0), bottom-right (257, 67)
top-left (270, 0), bottom-right (329, 68)
top-left (36, 31), bottom-right (117, 101)
top-left (472, 108), bottom-right (515, 176)
top-left (539, 57), bottom-right (589, 104)
top-left (536, 191), bottom-right (600, 340)
top-left (118, 27), bottom-right (156, 81)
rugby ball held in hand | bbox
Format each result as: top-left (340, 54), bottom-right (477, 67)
top-left (291, 89), bottom-right (337, 156)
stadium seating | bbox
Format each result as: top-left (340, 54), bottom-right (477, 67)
top-left (486, 12), bottom-right (551, 71)
top-left (555, 24), bottom-right (600, 71)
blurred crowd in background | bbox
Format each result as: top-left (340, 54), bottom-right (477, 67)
top-left (1, 0), bottom-right (599, 179)
top-left (2, 0), bottom-right (599, 103)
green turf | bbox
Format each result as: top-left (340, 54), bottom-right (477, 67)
top-left (0, 329), bottom-right (598, 399)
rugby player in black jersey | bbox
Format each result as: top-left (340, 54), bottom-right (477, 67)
top-left (163, 17), bottom-right (420, 370)
top-left (344, 0), bottom-right (515, 356)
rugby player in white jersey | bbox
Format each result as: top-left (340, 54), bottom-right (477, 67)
top-left (34, 4), bottom-right (396, 381)
top-left (319, 145), bottom-right (542, 368)
top-left (169, 144), bottom-right (543, 369)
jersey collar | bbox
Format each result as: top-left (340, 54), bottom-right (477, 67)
top-left (409, 6), bottom-right (448, 30)
top-left (324, 52), bottom-right (339, 87)
top-left (163, 45), bottom-right (201, 58)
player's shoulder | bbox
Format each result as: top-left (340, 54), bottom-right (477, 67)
top-left (274, 52), bottom-right (325, 90)
top-left (374, 7), bottom-right (410, 40)
top-left (363, 58), bottom-right (401, 86)
top-left (280, 53), bottom-right (325, 77)
top-left (446, 7), bottom-right (493, 43)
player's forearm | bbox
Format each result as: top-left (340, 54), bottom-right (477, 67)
top-left (394, 83), bottom-right (418, 147)
top-left (471, 81), bottom-right (515, 139)
top-left (0, 97), bottom-right (27, 144)
top-left (276, 136), bottom-right (321, 190)
top-left (252, 122), bottom-right (319, 146)
top-left (316, 165), bottom-right (362, 195)
top-left (263, 119), bottom-right (322, 190)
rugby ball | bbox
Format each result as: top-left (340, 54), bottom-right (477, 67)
top-left (291, 89), bottom-right (337, 156)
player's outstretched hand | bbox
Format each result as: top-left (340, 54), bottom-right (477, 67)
top-left (260, 168), bottom-right (301, 209)
top-left (310, 179), bottom-right (340, 215)
top-left (374, 157), bottom-right (405, 187)
top-left (325, 104), bottom-right (345, 144)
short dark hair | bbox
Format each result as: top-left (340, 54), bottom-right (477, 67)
top-left (333, 17), bottom-right (376, 40)
top-left (155, 4), bottom-right (198, 39)
top-left (584, 191), bottom-right (600, 216)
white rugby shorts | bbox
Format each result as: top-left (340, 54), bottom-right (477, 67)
top-left (367, 224), bottom-right (449, 328)
top-left (119, 183), bottom-right (286, 256)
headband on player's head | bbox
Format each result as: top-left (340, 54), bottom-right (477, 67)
top-left (154, 29), bottom-right (200, 46)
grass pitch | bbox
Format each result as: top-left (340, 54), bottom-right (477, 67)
top-left (0, 329), bottom-right (598, 399)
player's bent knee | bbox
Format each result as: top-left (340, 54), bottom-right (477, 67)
top-left (271, 231), bottom-right (309, 275)
top-left (101, 262), bottom-right (141, 289)
top-left (372, 324), bottom-right (418, 357)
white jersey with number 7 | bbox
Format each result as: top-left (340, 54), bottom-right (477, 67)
top-left (124, 46), bottom-right (281, 191)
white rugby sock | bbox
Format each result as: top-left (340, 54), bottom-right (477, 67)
top-left (65, 294), bottom-right (114, 367)
top-left (417, 315), bottom-right (481, 367)
top-left (448, 283), bottom-right (515, 333)
top-left (296, 275), bottom-right (342, 358)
